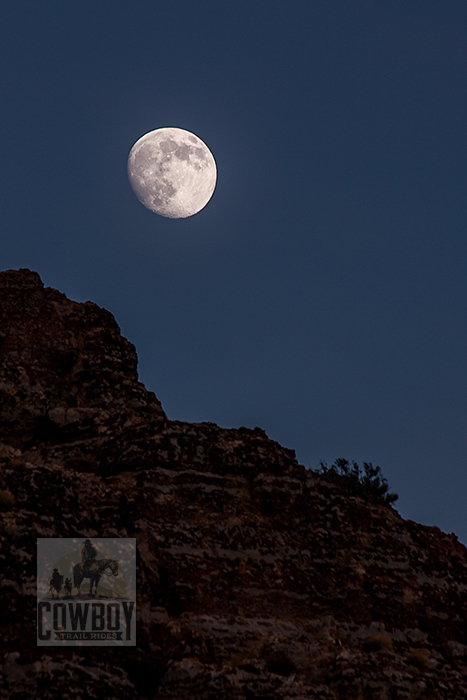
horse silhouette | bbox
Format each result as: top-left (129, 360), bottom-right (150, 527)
top-left (73, 558), bottom-right (119, 596)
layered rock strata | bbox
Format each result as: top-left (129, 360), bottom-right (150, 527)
top-left (1, 269), bottom-right (467, 699)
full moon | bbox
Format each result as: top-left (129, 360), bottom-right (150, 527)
top-left (127, 127), bottom-right (217, 219)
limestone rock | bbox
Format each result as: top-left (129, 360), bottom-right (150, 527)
top-left (1, 268), bottom-right (467, 699)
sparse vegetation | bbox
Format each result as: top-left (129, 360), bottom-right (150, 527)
top-left (317, 458), bottom-right (398, 507)
top-left (363, 633), bottom-right (394, 652)
top-left (64, 456), bottom-right (95, 473)
top-left (404, 649), bottom-right (430, 671)
top-left (0, 489), bottom-right (16, 510)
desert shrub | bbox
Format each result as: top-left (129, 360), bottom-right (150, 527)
top-left (317, 458), bottom-right (398, 507)
top-left (0, 489), bottom-right (16, 510)
top-left (64, 456), bottom-right (95, 473)
top-left (404, 649), bottom-right (430, 671)
top-left (263, 646), bottom-right (297, 677)
top-left (363, 633), bottom-right (394, 652)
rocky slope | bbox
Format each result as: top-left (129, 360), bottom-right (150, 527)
top-left (1, 268), bottom-right (467, 699)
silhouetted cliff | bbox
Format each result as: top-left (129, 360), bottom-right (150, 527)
top-left (1, 269), bottom-right (467, 699)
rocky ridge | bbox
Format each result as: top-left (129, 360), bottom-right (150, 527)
top-left (1, 268), bottom-right (467, 699)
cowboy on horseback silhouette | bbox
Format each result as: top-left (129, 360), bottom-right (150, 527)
top-left (73, 543), bottom-right (119, 597)
top-left (81, 538), bottom-right (97, 575)
top-left (64, 577), bottom-right (73, 597)
top-left (50, 568), bottom-right (63, 598)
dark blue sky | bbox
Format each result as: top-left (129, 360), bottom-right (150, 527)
top-left (2, 2), bottom-right (467, 543)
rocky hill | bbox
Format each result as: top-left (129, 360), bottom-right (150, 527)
top-left (1, 268), bottom-right (467, 699)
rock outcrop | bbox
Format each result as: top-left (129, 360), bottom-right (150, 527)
top-left (1, 268), bottom-right (467, 699)
top-left (0, 268), bottom-right (165, 452)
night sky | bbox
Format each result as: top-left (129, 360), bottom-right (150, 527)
top-left (2, 2), bottom-right (467, 544)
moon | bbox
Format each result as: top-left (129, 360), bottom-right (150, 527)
top-left (127, 127), bottom-right (217, 219)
